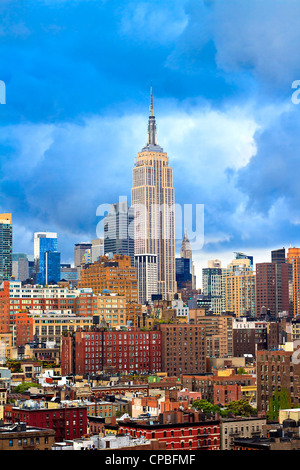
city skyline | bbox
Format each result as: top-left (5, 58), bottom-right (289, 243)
top-left (0, 1), bottom-right (300, 287)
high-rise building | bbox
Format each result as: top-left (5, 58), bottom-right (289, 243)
top-left (234, 252), bottom-right (253, 269)
top-left (0, 214), bottom-right (12, 282)
top-left (12, 253), bottom-right (29, 282)
top-left (202, 260), bottom-right (223, 314)
top-left (44, 251), bottom-right (61, 284)
top-left (34, 232), bottom-right (60, 285)
top-left (287, 247), bottom-right (300, 317)
top-left (135, 253), bottom-right (158, 305)
top-left (176, 257), bottom-right (193, 289)
top-left (180, 228), bottom-right (192, 259)
top-left (222, 255), bottom-right (256, 317)
top-left (131, 86), bottom-right (176, 300)
top-left (91, 238), bottom-right (104, 263)
top-left (176, 229), bottom-right (196, 295)
top-left (255, 262), bottom-right (277, 318)
top-left (104, 200), bottom-right (134, 266)
top-left (74, 242), bottom-right (92, 280)
top-left (271, 248), bottom-right (289, 317)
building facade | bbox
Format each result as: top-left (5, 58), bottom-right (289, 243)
top-left (271, 248), bottom-right (290, 317)
top-left (255, 262), bottom-right (277, 318)
top-left (74, 242), bottom-right (92, 281)
top-left (202, 260), bottom-right (223, 314)
top-left (61, 327), bottom-right (162, 376)
top-left (79, 254), bottom-right (139, 304)
top-left (159, 324), bottom-right (206, 377)
top-left (4, 402), bottom-right (88, 443)
top-left (12, 253), bottom-right (29, 282)
top-left (135, 253), bottom-right (158, 305)
top-left (256, 347), bottom-right (300, 414)
top-left (34, 232), bottom-right (60, 285)
top-left (118, 411), bottom-right (220, 450)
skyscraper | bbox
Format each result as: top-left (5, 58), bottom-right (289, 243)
top-left (202, 260), bottom-right (223, 314)
top-left (287, 247), bottom-right (300, 317)
top-left (44, 251), bottom-right (61, 284)
top-left (222, 255), bottom-right (256, 317)
top-left (34, 232), bottom-right (60, 285)
top-left (176, 229), bottom-right (196, 291)
top-left (135, 253), bottom-right (158, 305)
top-left (271, 248), bottom-right (290, 317)
top-left (255, 262), bottom-right (276, 318)
top-left (131, 86), bottom-right (176, 299)
top-left (180, 229), bottom-right (192, 259)
top-left (74, 242), bottom-right (92, 280)
top-left (104, 200), bottom-right (134, 266)
top-left (0, 214), bottom-right (12, 282)
top-left (91, 238), bottom-right (104, 263)
top-left (12, 253), bottom-right (29, 282)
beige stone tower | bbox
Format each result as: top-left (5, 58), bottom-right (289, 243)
top-left (131, 85), bottom-right (176, 299)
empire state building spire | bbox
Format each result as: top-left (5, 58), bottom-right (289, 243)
top-left (142, 84), bottom-right (163, 152)
top-left (132, 84), bottom-right (176, 300)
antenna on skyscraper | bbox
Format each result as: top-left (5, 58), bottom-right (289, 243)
top-left (150, 81), bottom-right (154, 117)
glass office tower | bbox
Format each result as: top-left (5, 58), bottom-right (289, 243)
top-left (34, 232), bottom-right (60, 285)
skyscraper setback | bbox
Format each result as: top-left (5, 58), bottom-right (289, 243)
top-left (131, 86), bottom-right (176, 299)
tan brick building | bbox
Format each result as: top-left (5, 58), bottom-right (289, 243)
top-left (79, 255), bottom-right (139, 304)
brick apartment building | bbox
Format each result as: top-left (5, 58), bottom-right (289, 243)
top-left (118, 410), bottom-right (220, 450)
top-left (256, 348), bottom-right (300, 414)
top-left (188, 312), bottom-right (234, 358)
top-left (213, 383), bottom-right (241, 406)
top-left (4, 402), bottom-right (88, 442)
top-left (181, 370), bottom-right (256, 403)
top-left (158, 324), bottom-right (206, 377)
top-left (232, 317), bottom-right (268, 357)
top-left (61, 327), bottom-right (162, 376)
top-left (255, 263), bottom-right (277, 318)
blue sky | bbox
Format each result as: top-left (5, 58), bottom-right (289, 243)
top-left (1, 0), bottom-right (300, 286)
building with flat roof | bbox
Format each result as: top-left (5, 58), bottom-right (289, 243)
top-left (0, 422), bottom-right (55, 450)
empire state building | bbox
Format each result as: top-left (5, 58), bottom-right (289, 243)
top-left (131, 86), bottom-right (176, 299)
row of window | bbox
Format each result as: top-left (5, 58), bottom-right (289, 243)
top-left (9, 436), bottom-right (49, 447)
